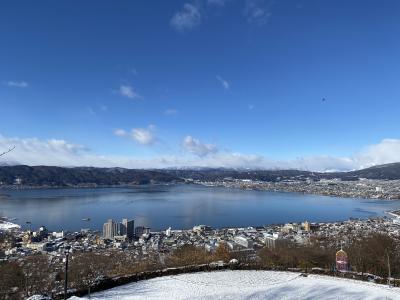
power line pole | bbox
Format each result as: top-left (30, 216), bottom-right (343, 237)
top-left (386, 250), bottom-right (391, 287)
top-left (64, 250), bottom-right (69, 299)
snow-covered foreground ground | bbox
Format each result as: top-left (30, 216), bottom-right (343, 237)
top-left (71, 270), bottom-right (400, 300)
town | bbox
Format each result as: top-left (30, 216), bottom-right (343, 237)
top-left (2, 213), bottom-right (400, 299)
top-left (2, 214), bottom-right (400, 262)
top-left (194, 178), bottom-right (400, 200)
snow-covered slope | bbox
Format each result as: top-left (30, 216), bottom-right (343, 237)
top-left (70, 270), bottom-right (400, 300)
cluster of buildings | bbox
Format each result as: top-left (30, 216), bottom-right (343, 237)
top-left (0, 224), bottom-right (100, 258)
top-left (1, 215), bottom-right (400, 266)
top-left (196, 178), bottom-right (400, 200)
top-left (106, 216), bottom-right (400, 263)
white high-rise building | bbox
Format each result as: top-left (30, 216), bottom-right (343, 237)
top-left (103, 218), bottom-right (135, 239)
top-left (165, 227), bottom-right (172, 237)
top-left (103, 219), bottom-right (119, 239)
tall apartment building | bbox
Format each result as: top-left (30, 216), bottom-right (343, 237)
top-left (103, 218), bottom-right (135, 240)
top-left (122, 218), bottom-right (135, 239)
top-left (103, 219), bottom-right (119, 239)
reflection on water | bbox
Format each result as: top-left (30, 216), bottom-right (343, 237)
top-left (0, 184), bottom-right (399, 231)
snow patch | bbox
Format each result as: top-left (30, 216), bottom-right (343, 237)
top-left (70, 270), bottom-right (400, 299)
top-left (0, 221), bottom-right (20, 231)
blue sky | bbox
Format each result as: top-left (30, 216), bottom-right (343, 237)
top-left (1, 0), bottom-right (400, 170)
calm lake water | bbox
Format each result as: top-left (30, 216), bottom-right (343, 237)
top-left (0, 184), bottom-right (399, 232)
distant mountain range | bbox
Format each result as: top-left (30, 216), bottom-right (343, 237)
top-left (0, 165), bottom-right (182, 187)
top-left (0, 163), bottom-right (400, 187)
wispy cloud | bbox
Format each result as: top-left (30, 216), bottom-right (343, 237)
top-left (170, 2), bottom-right (202, 32)
top-left (119, 84), bottom-right (141, 99)
top-left (87, 107), bottom-right (96, 115)
top-left (208, 0), bottom-right (229, 6)
top-left (114, 129), bottom-right (127, 137)
top-left (164, 108), bottom-right (178, 115)
top-left (170, 0), bottom-right (274, 32)
top-left (114, 125), bottom-right (156, 145)
top-left (87, 104), bottom-right (108, 115)
top-left (3, 81), bottom-right (29, 88)
top-left (216, 75), bottom-right (230, 90)
top-left (244, 0), bottom-right (273, 25)
top-left (183, 135), bottom-right (218, 157)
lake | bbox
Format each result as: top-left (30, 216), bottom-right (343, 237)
top-left (0, 184), bottom-right (399, 232)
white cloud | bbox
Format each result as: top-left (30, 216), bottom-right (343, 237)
top-left (46, 139), bottom-right (85, 153)
top-left (114, 129), bottom-right (127, 137)
top-left (353, 139), bottom-right (400, 169)
top-left (0, 135), bottom-right (89, 167)
top-left (282, 155), bottom-right (356, 172)
top-left (119, 84), bottom-right (141, 99)
top-left (170, 3), bottom-right (202, 32)
top-left (183, 135), bottom-right (218, 157)
top-left (216, 75), bottom-right (230, 90)
top-left (115, 126), bottom-right (156, 145)
top-left (132, 126), bottom-right (156, 145)
top-left (1, 134), bottom-right (400, 172)
top-left (164, 109), bottom-right (178, 115)
top-left (3, 81), bottom-right (29, 88)
top-left (244, 0), bottom-right (273, 25)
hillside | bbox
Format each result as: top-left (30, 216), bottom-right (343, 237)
top-left (348, 163), bottom-right (400, 180)
top-left (0, 165), bottom-right (182, 187)
top-left (168, 163), bottom-right (400, 181)
top-left (1, 163), bottom-right (400, 187)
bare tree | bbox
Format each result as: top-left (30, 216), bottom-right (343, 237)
top-left (0, 146), bottom-right (15, 157)
top-left (214, 242), bottom-right (231, 263)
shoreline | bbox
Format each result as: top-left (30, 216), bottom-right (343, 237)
top-left (1, 180), bottom-right (400, 201)
top-left (194, 180), bottom-right (400, 201)
top-left (0, 182), bottom-right (179, 190)
top-left (1, 214), bottom-right (396, 234)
